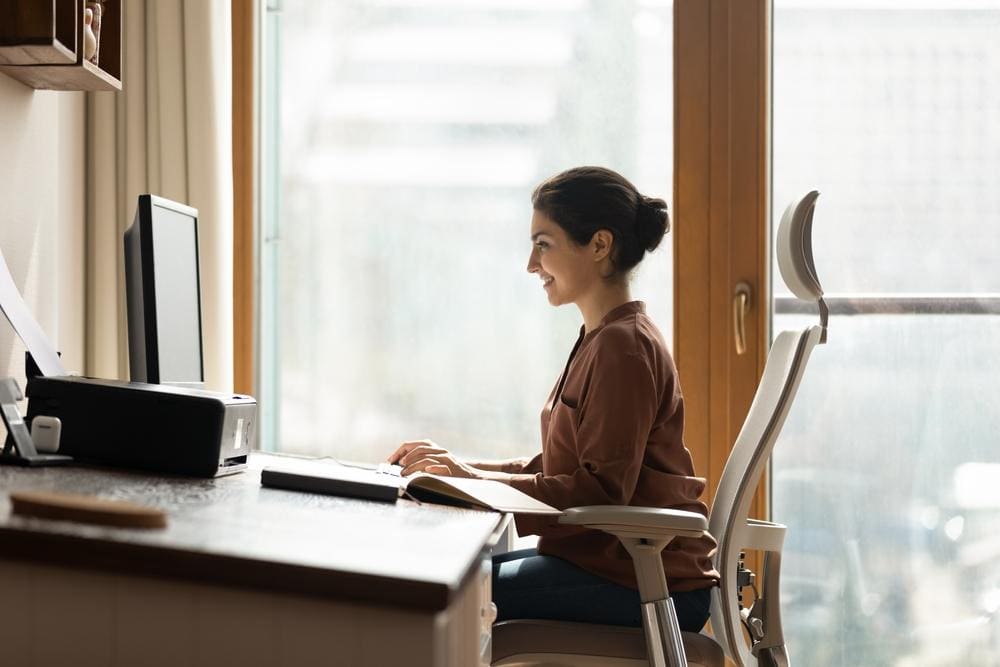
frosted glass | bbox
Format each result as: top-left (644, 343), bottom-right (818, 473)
top-left (263, 0), bottom-right (674, 461)
top-left (773, 3), bottom-right (1000, 664)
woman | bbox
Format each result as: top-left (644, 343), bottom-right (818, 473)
top-left (387, 166), bottom-right (719, 631)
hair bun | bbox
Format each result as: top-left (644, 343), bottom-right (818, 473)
top-left (636, 195), bottom-right (669, 252)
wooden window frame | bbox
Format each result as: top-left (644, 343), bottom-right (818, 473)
top-left (232, 0), bottom-right (256, 396)
top-left (231, 0), bottom-right (773, 511)
top-left (674, 0), bottom-right (771, 516)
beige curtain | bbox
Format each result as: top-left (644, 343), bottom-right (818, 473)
top-left (86, 0), bottom-right (233, 391)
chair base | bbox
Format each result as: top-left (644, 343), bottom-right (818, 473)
top-left (491, 620), bottom-right (725, 667)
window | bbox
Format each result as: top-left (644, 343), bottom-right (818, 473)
top-left (772, 2), bottom-right (1000, 663)
top-left (260, 0), bottom-right (674, 461)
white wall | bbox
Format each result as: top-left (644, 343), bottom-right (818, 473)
top-left (0, 74), bottom-right (86, 413)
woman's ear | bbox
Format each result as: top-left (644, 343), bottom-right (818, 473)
top-left (590, 229), bottom-right (614, 263)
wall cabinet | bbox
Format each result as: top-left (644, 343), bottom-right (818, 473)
top-left (0, 0), bottom-right (121, 91)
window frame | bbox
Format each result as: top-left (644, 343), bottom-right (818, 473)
top-left (232, 0), bottom-right (774, 505)
top-left (232, 0), bottom-right (257, 397)
top-left (674, 0), bottom-right (771, 516)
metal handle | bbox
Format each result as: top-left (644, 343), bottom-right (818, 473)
top-left (733, 282), bottom-right (751, 355)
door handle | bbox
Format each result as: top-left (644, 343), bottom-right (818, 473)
top-left (733, 282), bottom-right (751, 355)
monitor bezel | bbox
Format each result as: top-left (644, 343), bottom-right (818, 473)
top-left (128, 194), bottom-right (206, 388)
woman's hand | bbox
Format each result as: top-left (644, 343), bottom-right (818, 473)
top-left (387, 439), bottom-right (482, 479)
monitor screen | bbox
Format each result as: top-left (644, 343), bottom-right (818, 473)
top-left (124, 195), bottom-right (205, 387)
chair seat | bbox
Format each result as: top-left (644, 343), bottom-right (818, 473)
top-left (491, 619), bottom-right (725, 667)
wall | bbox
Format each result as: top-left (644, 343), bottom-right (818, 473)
top-left (0, 74), bottom-right (86, 421)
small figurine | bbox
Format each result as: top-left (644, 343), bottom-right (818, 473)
top-left (89, 2), bottom-right (103, 65)
top-left (83, 7), bottom-right (97, 62)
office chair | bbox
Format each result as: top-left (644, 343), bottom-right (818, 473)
top-left (491, 191), bottom-right (828, 667)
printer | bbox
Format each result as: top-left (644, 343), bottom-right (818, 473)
top-left (22, 372), bottom-right (254, 478)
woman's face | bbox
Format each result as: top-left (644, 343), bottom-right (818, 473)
top-left (526, 210), bottom-right (600, 307)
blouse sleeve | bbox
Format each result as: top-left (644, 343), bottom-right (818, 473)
top-left (518, 453), bottom-right (544, 474)
top-left (509, 335), bottom-right (662, 536)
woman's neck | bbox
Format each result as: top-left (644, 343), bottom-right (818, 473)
top-left (577, 282), bottom-right (633, 333)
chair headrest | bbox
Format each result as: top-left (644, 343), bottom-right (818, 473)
top-left (776, 190), bottom-right (823, 302)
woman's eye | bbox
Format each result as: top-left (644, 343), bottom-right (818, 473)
top-left (535, 242), bottom-right (549, 251)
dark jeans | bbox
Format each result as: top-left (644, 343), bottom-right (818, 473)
top-left (492, 548), bottom-right (712, 632)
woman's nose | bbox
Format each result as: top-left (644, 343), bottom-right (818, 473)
top-left (526, 249), bottom-right (539, 273)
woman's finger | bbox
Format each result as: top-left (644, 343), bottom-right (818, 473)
top-left (386, 442), bottom-right (415, 464)
top-left (400, 456), bottom-right (445, 476)
top-left (387, 439), bottom-right (436, 464)
top-left (397, 443), bottom-right (447, 467)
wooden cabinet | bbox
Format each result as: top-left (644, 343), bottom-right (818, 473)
top-left (0, 0), bottom-right (121, 91)
top-left (0, 455), bottom-right (508, 666)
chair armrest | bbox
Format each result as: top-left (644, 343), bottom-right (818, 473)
top-left (559, 505), bottom-right (707, 540)
top-left (560, 506), bottom-right (708, 604)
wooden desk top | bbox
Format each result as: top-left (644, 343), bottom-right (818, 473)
top-left (0, 453), bottom-right (507, 612)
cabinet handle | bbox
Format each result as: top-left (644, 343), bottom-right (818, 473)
top-left (733, 282), bottom-right (752, 355)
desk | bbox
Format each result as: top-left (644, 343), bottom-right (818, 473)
top-left (0, 453), bottom-right (508, 667)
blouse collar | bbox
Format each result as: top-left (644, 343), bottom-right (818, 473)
top-left (579, 301), bottom-right (646, 341)
top-left (600, 300), bottom-right (645, 327)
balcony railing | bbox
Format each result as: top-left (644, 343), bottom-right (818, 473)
top-left (774, 294), bottom-right (1000, 316)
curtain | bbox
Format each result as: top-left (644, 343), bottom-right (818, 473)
top-left (86, 0), bottom-right (233, 391)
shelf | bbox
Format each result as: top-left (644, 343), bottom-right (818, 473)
top-left (0, 0), bottom-right (121, 91)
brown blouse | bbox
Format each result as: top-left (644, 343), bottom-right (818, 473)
top-left (508, 301), bottom-right (719, 592)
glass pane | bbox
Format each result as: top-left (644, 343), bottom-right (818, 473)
top-left (262, 0), bottom-right (674, 461)
top-left (773, 3), bottom-right (1000, 665)
top-left (773, 314), bottom-right (1000, 665)
top-left (773, 2), bottom-right (1000, 294)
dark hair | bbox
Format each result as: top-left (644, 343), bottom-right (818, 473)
top-left (531, 166), bottom-right (669, 277)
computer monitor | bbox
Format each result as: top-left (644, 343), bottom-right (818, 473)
top-left (124, 194), bottom-right (205, 388)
